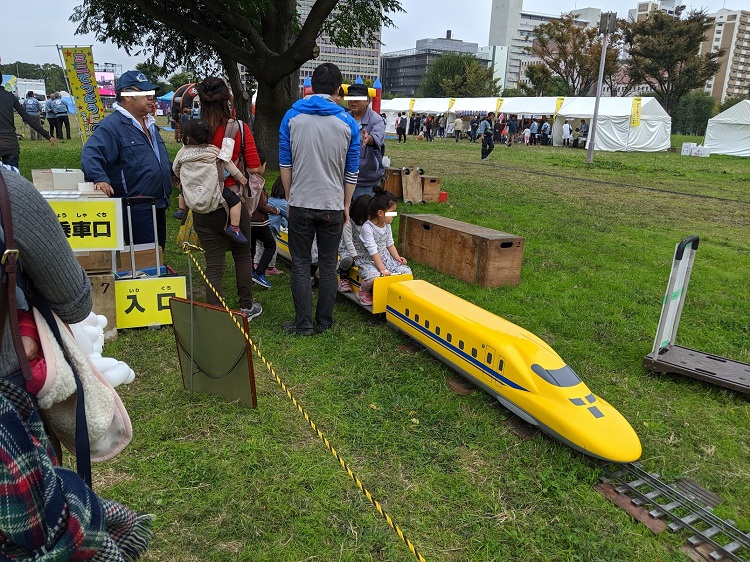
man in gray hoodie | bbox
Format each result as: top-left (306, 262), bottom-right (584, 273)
top-left (279, 63), bottom-right (359, 335)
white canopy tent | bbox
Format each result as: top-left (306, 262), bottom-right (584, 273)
top-left (704, 100), bottom-right (750, 157)
top-left (498, 96), bottom-right (561, 118)
top-left (553, 97), bottom-right (671, 152)
top-left (450, 97), bottom-right (501, 115)
top-left (381, 98), bottom-right (413, 134)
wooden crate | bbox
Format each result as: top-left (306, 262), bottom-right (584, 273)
top-left (75, 250), bottom-right (115, 274)
top-left (421, 177), bottom-right (442, 203)
top-left (384, 167), bottom-right (403, 198)
top-left (89, 272), bottom-right (118, 342)
top-left (401, 167), bottom-right (423, 204)
top-left (397, 214), bottom-right (524, 287)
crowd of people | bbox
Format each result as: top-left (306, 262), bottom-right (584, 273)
top-left (388, 110), bottom-right (591, 160)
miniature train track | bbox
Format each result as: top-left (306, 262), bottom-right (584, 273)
top-left (600, 462), bottom-right (750, 562)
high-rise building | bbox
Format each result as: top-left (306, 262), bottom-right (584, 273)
top-left (627, 0), bottom-right (678, 22)
top-left (487, 2), bottom-right (600, 89)
top-left (296, 0), bottom-right (381, 92)
top-left (381, 32), bottom-right (491, 96)
top-left (700, 9), bottom-right (750, 103)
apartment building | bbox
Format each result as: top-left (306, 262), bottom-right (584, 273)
top-left (701, 9), bottom-right (750, 103)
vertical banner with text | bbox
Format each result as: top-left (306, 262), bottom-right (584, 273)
top-left (60, 46), bottom-right (105, 142)
top-left (630, 97), bottom-right (642, 127)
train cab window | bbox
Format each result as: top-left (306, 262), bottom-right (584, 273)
top-left (458, 340), bottom-right (464, 350)
top-left (405, 308), bottom-right (410, 317)
top-left (487, 352), bottom-right (493, 365)
top-left (471, 348), bottom-right (477, 358)
top-left (435, 326), bottom-right (440, 336)
top-left (425, 320), bottom-right (430, 329)
top-left (531, 364), bottom-right (582, 388)
top-left (447, 333), bottom-right (452, 343)
top-left (415, 314), bottom-right (419, 323)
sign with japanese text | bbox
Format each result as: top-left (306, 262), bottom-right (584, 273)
top-left (115, 277), bottom-right (187, 329)
top-left (60, 46), bottom-right (105, 142)
top-left (48, 199), bottom-right (124, 251)
top-left (630, 97), bottom-right (642, 127)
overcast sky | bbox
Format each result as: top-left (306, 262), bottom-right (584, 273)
top-left (1, 0), bottom-right (736, 75)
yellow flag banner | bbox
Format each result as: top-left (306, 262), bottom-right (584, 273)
top-left (496, 98), bottom-right (504, 113)
top-left (630, 97), bottom-right (642, 127)
top-left (60, 46), bottom-right (105, 142)
top-left (555, 96), bottom-right (566, 116)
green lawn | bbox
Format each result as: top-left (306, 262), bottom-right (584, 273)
top-left (10, 121), bottom-right (750, 562)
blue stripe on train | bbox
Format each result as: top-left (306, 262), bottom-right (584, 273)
top-left (386, 305), bottom-right (528, 392)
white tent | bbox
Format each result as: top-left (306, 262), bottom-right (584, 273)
top-left (451, 97), bottom-right (501, 115)
top-left (704, 100), bottom-right (750, 157)
top-left (381, 98), bottom-right (413, 134)
top-left (553, 97), bottom-right (671, 152)
top-left (410, 97), bottom-right (453, 114)
top-left (498, 96), bottom-right (561, 117)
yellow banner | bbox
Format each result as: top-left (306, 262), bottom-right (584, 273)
top-left (630, 97), bottom-right (642, 127)
top-left (496, 98), bottom-right (504, 113)
top-left (555, 96), bottom-right (566, 116)
top-left (115, 277), bottom-right (187, 329)
top-left (60, 46), bottom-right (105, 142)
top-left (48, 199), bottom-right (124, 251)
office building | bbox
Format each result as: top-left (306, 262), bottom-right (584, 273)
top-left (701, 9), bottom-right (750, 103)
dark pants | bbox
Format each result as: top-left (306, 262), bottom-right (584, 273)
top-left (47, 116), bottom-right (56, 137)
top-left (397, 127), bottom-right (406, 143)
top-left (27, 115), bottom-right (42, 140)
top-left (455, 130), bottom-right (461, 142)
top-left (425, 128), bottom-right (432, 141)
top-left (0, 150), bottom-right (20, 169)
top-left (122, 206), bottom-right (167, 249)
top-left (470, 128), bottom-right (478, 142)
top-left (193, 206), bottom-right (254, 309)
top-left (55, 115), bottom-right (71, 139)
top-left (288, 206), bottom-right (344, 330)
top-left (250, 225), bottom-right (276, 274)
top-left (222, 187), bottom-right (241, 209)
top-left (481, 135), bottom-right (494, 159)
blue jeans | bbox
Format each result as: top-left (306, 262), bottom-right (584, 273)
top-left (352, 185), bottom-right (377, 202)
top-left (288, 207), bottom-right (344, 329)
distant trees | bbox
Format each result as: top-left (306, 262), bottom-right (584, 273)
top-left (623, 6), bottom-right (723, 116)
top-left (719, 95), bottom-right (749, 112)
top-left (519, 63), bottom-right (566, 96)
top-left (671, 91), bottom-right (716, 135)
top-left (418, 53), bottom-right (500, 98)
top-left (527, 13), bottom-right (619, 96)
top-left (2, 61), bottom-right (66, 93)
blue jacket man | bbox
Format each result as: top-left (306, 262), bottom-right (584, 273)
top-left (22, 93), bottom-right (43, 141)
top-left (279, 62), bottom-right (359, 336)
top-left (81, 71), bottom-right (172, 248)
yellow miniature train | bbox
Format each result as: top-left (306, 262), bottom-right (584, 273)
top-left (276, 230), bottom-right (642, 463)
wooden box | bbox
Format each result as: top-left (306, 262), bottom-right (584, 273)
top-left (89, 272), bottom-right (118, 342)
top-left (421, 177), bottom-right (442, 203)
top-left (384, 167), bottom-right (403, 198)
top-left (397, 214), bottom-right (524, 287)
top-left (75, 250), bottom-right (115, 274)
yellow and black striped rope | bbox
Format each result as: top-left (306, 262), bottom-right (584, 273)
top-left (184, 249), bottom-right (427, 562)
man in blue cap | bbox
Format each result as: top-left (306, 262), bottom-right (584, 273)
top-left (81, 70), bottom-right (172, 248)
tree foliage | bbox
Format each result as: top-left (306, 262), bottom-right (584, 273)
top-left (134, 62), bottom-right (171, 93)
top-left (529, 13), bottom-right (620, 96)
top-left (418, 53), bottom-right (500, 98)
top-left (1, 61), bottom-right (66, 93)
top-left (720, 95), bottom-right (749, 112)
top-left (71, 0), bottom-right (403, 167)
top-left (519, 63), bottom-right (566, 96)
top-left (671, 91), bottom-right (716, 135)
top-left (623, 7), bottom-right (723, 116)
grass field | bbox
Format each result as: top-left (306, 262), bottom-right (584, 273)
top-left (10, 117), bottom-right (750, 562)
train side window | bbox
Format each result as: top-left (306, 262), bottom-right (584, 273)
top-left (498, 359), bottom-right (504, 372)
top-left (415, 314), bottom-right (419, 323)
top-left (425, 320), bottom-right (430, 329)
top-left (435, 326), bottom-right (440, 336)
top-left (405, 308), bottom-right (410, 317)
top-left (458, 340), bottom-right (464, 350)
top-left (487, 352), bottom-right (493, 365)
top-left (471, 348), bottom-right (477, 358)
top-left (447, 333), bottom-right (452, 343)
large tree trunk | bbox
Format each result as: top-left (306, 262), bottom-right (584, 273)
top-left (254, 75), bottom-right (296, 170)
top-left (221, 53), bottom-right (252, 126)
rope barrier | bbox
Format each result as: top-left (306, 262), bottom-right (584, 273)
top-left (181, 244), bottom-right (427, 562)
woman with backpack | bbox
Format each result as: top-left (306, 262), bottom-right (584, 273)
top-left (191, 77), bottom-right (264, 320)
